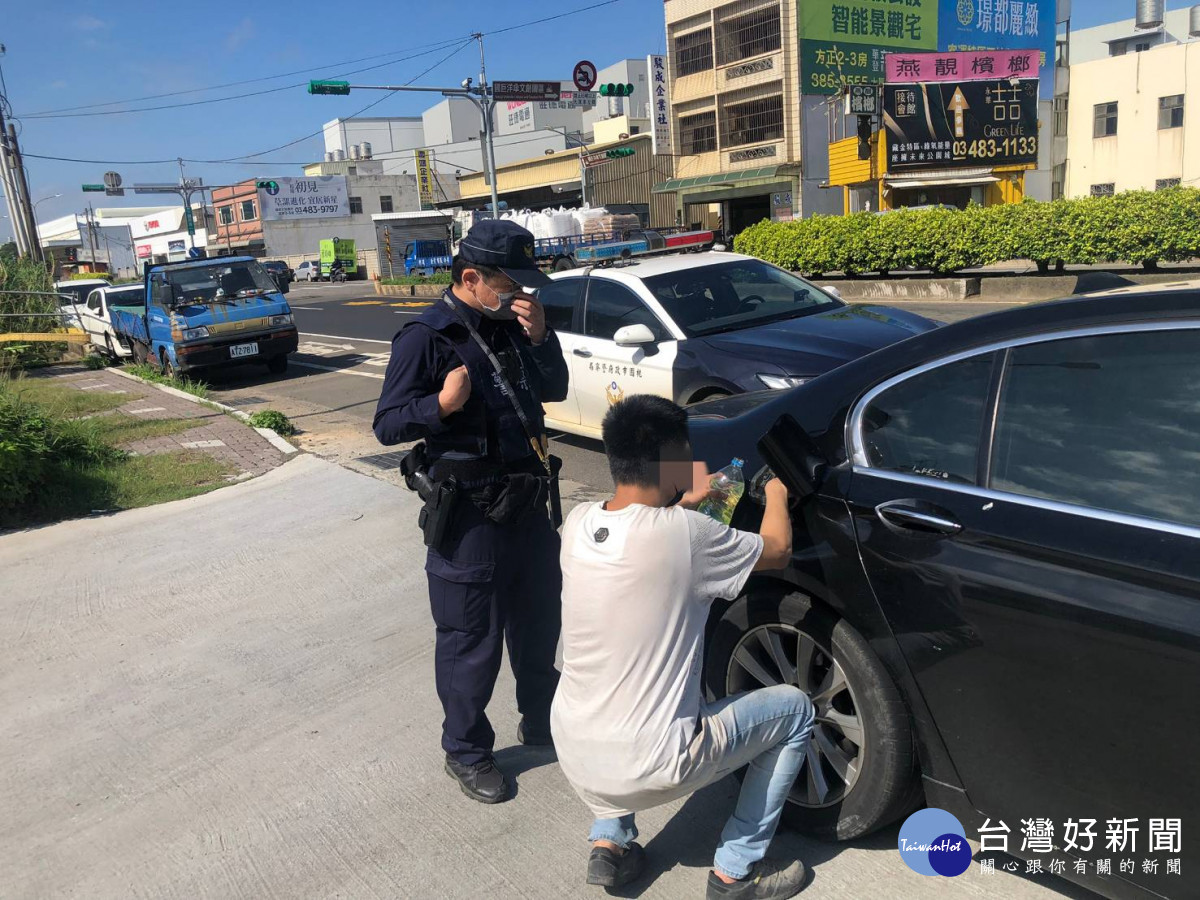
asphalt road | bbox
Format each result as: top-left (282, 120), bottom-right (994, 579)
top-left (204, 281), bottom-right (1023, 493)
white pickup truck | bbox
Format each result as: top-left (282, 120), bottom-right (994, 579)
top-left (77, 283), bottom-right (144, 357)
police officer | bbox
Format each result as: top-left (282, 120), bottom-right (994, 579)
top-left (374, 219), bottom-right (569, 804)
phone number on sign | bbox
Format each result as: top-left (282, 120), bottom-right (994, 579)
top-left (954, 137), bottom-right (1038, 160)
top-left (279, 205), bottom-right (343, 216)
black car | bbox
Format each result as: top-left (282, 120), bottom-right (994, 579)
top-left (261, 260), bottom-right (293, 289)
top-left (688, 284), bottom-right (1200, 900)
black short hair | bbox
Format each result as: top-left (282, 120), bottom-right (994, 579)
top-left (452, 255), bottom-right (502, 285)
top-left (601, 395), bottom-right (689, 487)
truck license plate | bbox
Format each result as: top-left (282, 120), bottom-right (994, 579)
top-left (230, 342), bottom-right (259, 358)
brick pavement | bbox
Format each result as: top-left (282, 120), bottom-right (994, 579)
top-left (50, 367), bottom-right (290, 479)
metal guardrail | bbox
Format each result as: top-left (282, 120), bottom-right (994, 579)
top-left (0, 290), bottom-right (90, 344)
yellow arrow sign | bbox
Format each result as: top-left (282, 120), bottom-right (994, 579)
top-left (948, 87), bottom-right (969, 139)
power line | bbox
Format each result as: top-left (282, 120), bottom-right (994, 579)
top-left (17, 38), bottom-right (476, 118)
top-left (18, 40), bottom-right (471, 120)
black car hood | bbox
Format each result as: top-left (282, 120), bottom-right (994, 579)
top-left (698, 304), bottom-right (935, 374)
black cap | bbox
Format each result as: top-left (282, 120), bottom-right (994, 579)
top-left (457, 219), bottom-right (552, 289)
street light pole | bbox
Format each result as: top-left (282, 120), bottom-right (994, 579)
top-left (32, 193), bottom-right (62, 236)
top-left (473, 33), bottom-right (500, 216)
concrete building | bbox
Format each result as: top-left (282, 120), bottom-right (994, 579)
top-left (1067, 5), bottom-right (1193, 65)
top-left (495, 82), bottom-right (597, 137)
top-left (211, 182), bottom-right (265, 257)
top-left (1064, 37), bottom-right (1200, 198)
top-left (37, 212), bottom-right (139, 278)
top-left (583, 59), bottom-right (652, 132)
top-left (323, 116), bottom-right (426, 176)
top-left (128, 204), bottom-right (214, 265)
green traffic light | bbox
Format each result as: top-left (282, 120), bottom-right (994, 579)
top-left (309, 80), bottom-right (351, 96)
top-left (599, 83), bottom-right (635, 97)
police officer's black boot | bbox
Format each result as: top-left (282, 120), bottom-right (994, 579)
top-left (444, 754), bottom-right (510, 804)
top-left (517, 718), bottom-right (554, 747)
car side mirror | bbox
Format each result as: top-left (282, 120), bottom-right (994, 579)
top-left (614, 324), bottom-right (656, 347)
top-left (756, 414), bottom-right (827, 502)
top-left (823, 285), bottom-right (843, 300)
top-left (276, 276), bottom-right (290, 294)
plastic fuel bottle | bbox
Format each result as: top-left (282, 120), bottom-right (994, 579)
top-left (697, 458), bottom-right (746, 526)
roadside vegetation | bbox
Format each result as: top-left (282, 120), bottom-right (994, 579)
top-left (379, 273), bottom-right (453, 285)
top-left (1, 252), bottom-right (63, 370)
top-left (124, 362), bottom-right (211, 399)
top-left (248, 409), bottom-right (296, 436)
top-left (736, 187), bottom-right (1200, 277)
top-left (0, 375), bottom-right (230, 529)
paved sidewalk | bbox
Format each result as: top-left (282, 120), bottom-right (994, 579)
top-left (51, 366), bottom-right (289, 479)
top-left (0, 456), bottom-right (1078, 900)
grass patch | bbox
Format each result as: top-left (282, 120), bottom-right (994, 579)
top-left (124, 362), bottom-right (211, 399)
top-left (379, 273), bottom-right (453, 285)
top-left (7, 376), bottom-right (129, 418)
top-left (247, 409), bottom-right (295, 436)
top-left (0, 375), bottom-right (233, 529)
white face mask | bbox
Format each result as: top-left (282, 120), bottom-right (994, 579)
top-left (478, 280), bottom-right (520, 319)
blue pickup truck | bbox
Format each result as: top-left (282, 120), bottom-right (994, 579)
top-left (403, 239), bottom-right (454, 277)
top-left (111, 257), bottom-right (299, 377)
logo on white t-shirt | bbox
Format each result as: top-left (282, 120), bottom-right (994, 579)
top-left (593, 528), bottom-right (609, 543)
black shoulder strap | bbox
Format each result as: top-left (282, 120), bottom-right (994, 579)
top-left (441, 294), bottom-right (551, 473)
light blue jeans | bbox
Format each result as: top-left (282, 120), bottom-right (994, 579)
top-left (588, 684), bottom-right (816, 880)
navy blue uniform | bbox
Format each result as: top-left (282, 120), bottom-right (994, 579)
top-left (374, 290), bottom-right (569, 764)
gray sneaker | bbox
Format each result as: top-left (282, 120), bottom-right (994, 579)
top-left (705, 859), bottom-right (809, 900)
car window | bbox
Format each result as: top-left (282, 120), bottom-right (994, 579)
top-left (642, 260), bottom-right (841, 337)
top-left (86, 291), bottom-right (102, 311)
top-left (537, 278), bottom-right (583, 334)
top-left (991, 328), bottom-right (1200, 528)
top-left (584, 279), bottom-right (669, 342)
top-left (859, 353), bottom-right (995, 484)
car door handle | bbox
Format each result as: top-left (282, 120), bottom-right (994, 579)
top-left (875, 501), bottom-right (962, 535)
top-left (573, 348), bottom-right (592, 358)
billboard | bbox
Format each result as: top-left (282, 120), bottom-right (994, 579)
top-left (799, 0), bottom-right (1056, 95)
top-left (258, 176), bottom-right (349, 221)
top-left (414, 149), bottom-right (437, 210)
top-left (649, 54), bottom-right (673, 156)
top-left (885, 48), bottom-right (1040, 83)
top-left (883, 78), bottom-right (1039, 171)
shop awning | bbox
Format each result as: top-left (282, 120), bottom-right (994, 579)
top-left (653, 167), bottom-right (785, 193)
top-left (885, 167), bottom-right (999, 190)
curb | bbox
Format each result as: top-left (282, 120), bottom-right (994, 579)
top-left (374, 282), bottom-right (447, 298)
top-left (106, 367), bottom-right (299, 456)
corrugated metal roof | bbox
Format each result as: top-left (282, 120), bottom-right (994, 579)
top-left (652, 167), bottom-right (783, 192)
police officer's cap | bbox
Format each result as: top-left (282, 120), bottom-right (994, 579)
top-left (458, 219), bottom-right (552, 289)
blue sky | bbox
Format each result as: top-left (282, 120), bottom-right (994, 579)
top-left (0, 0), bottom-right (1190, 238)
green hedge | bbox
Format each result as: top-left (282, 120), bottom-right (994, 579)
top-left (379, 274), bottom-right (453, 285)
top-left (734, 188), bottom-right (1200, 276)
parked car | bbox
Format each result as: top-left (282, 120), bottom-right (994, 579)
top-left (536, 252), bottom-right (936, 439)
top-left (79, 284), bottom-right (144, 357)
top-left (53, 277), bottom-right (110, 328)
top-left (293, 260), bottom-right (321, 282)
top-left (686, 282), bottom-right (1200, 900)
top-left (261, 260), bottom-right (293, 289)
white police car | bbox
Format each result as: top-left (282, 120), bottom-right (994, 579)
top-left (536, 252), bottom-right (936, 439)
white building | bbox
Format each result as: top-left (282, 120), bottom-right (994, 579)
top-left (1068, 6), bottom-right (1194, 65)
top-left (495, 81), bottom-right (597, 137)
top-left (1064, 36), bottom-right (1200, 197)
top-left (37, 211), bottom-right (140, 277)
top-left (128, 204), bottom-right (213, 266)
top-left (582, 59), bottom-right (651, 133)
top-left (323, 116), bottom-right (426, 176)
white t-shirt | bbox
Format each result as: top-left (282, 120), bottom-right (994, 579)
top-left (550, 502), bottom-right (763, 818)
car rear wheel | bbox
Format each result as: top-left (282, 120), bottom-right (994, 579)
top-left (104, 334), bottom-right (117, 358)
top-left (266, 355), bottom-right (288, 375)
top-left (705, 588), bottom-right (921, 841)
top-left (160, 351), bottom-right (175, 380)
top-left (554, 256), bottom-right (575, 272)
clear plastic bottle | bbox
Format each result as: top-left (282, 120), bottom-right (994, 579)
top-left (697, 458), bottom-right (746, 526)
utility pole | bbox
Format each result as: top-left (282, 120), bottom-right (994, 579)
top-left (85, 204), bottom-right (99, 273)
top-left (0, 47), bottom-right (41, 260)
top-left (473, 33), bottom-right (500, 216)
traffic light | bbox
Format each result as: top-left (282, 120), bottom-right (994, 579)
top-left (598, 83), bottom-right (635, 97)
top-left (308, 80), bottom-right (351, 95)
top-left (856, 115), bottom-right (872, 161)
top-left (605, 147), bottom-right (636, 159)
top-left (256, 180), bottom-right (279, 191)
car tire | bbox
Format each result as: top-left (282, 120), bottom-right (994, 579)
top-left (266, 355), bottom-right (288, 375)
top-left (705, 588), bottom-right (921, 842)
top-left (104, 334), bottom-right (117, 358)
top-left (554, 257), bottom-right (575, 272)
top-left (160, 351), bottom-right (175, 380)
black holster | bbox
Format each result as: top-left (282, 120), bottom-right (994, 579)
top-left (400, 443), bottom-right (460, 550)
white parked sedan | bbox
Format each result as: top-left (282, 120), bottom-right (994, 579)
top-left (293, 260), bottom-right (321, 282)
top-left (536, 252), bottom-right (936, 439)
top-left (78, 284), bottom-right (144, 357)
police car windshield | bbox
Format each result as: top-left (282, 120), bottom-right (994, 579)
top-left (165, 261), bottom-right (277, 306)
top-left (642, 261), bottom-right (843, 338)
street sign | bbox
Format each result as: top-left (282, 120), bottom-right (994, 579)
top-left (81, 184), bottom-right (105, 192)
top-left (491, 81), bottom-right (561, 102)
top-left (184, 206), bottom-right (196, 236)
top-left (103, 171), bottom-right (122, 189)
top-left (309, 80), bottom-right (351, 95)
top-left (573, 60), bottom-right (597, 92)
top-left (133, 184), bottom-right (182, 194)
top-left (105, 188), bottom-right (125, 197)
top-left (884, 79), bottom-right (1039, 171)
top-left (582, 152), bottom-right (611, 169)
top-left (845, 84), bottom-right (879, 116)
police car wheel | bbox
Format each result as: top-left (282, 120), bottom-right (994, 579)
top-left (705, 588), bottom-right (921, 842)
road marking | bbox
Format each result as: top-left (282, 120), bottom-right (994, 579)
top-left (390, 301), bottom-right (432, 308)
top-left (346, 300), bottom-right (385, 306)
top-left (290, 360), bottom-right (385, 379)
top-left (294, 306), bottom-right (325, 311)
top-left (127, 406), bottom-right (166, 414)
top-left (300, 331), bottom-right (392, 345)
top-left (181, 439), bottom-right (227, 449)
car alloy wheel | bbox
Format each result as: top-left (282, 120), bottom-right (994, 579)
top-left (726, 623), bottom-right (864, 808)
